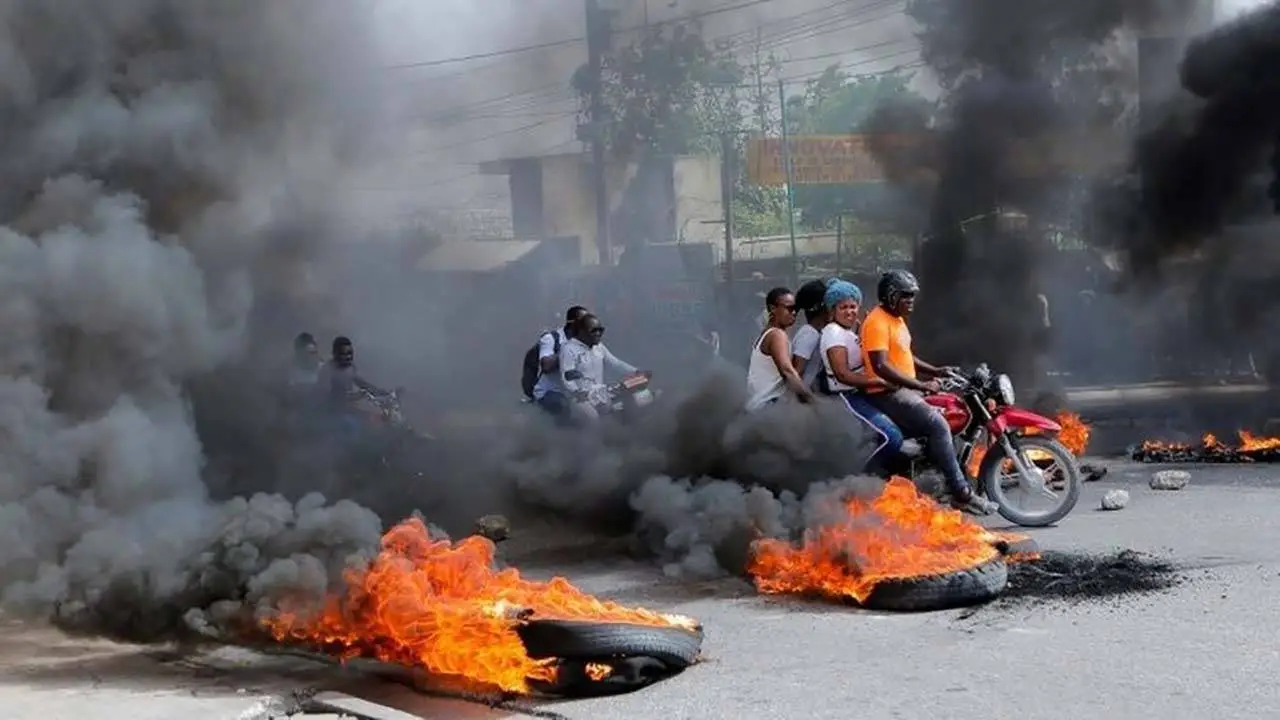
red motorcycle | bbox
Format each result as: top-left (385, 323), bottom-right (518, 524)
top-left (902, 364), bottom-right (1081, 527)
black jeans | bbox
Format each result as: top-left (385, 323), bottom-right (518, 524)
top-left (866, 388), bottom-right (971, 498)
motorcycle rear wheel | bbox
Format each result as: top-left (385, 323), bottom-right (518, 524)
top-left (977, 434), bottom-right (1081, 527)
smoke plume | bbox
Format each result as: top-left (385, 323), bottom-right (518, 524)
top-left (500, 367), bottom-right (886, 577)
top-left (0, 0), bottom-right (402, 642)
top-left (859, 1), bottom-right (1208, 398)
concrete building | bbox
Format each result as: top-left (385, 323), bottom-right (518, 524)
top-left (478, 150), bottom-right (724, 265)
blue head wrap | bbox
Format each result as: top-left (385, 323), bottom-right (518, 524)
top-left (823, 280), bottom-right (863, 310)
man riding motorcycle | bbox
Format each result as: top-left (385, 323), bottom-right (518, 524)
top-left (317, 335), bottom-right (392, 441)
top-left (560, 313), bottom-right (646, 424)
top-left (860, 270), bottom-right (999, 516)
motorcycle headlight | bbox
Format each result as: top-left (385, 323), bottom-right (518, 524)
top-left (995, 374), bottom-right (1015, 406)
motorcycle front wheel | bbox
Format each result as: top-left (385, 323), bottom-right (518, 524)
top-left (977, 434), bottom-right (1081, 527)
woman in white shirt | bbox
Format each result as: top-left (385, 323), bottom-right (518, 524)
top-left (818, 280), bottom-right (907, 473)
top-left (745, 287), bottom-right (815, 410)
top-left (790, 278), bottom-right (832, 391)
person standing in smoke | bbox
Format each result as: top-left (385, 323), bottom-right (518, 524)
top-left (860, 270), bottom-right (998, 516)
top-left (745, 287), bottom-right (814, 410)
top-left (791, 278), bottom-right (834, 391)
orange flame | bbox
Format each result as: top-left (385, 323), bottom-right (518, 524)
top-left (260, 518), bottom-right (696, 694)
top-left (1139, 430), bottom-right (1280, 454)
top-left (967, 410), bottom-right (1090, 476)
top-left (747, 477), bottom-right (1004, 604)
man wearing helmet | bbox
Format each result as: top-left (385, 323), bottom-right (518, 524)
top-left (860, 269), bottom-right (999, 516)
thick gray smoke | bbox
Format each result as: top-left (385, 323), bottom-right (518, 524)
top-left (500, 367), bottom-right (886, 578)
top-left (0, 1), bottom-right (398, 642)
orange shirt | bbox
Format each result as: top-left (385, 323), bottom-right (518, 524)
top-left (859, 306), bottom-right (915, 392)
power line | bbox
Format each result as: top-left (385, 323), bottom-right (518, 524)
top-left (386, 0), bottom-right (785, 70)
top-left (393, 0), bottom-right (905, 125)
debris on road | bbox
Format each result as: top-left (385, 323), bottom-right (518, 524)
top-left (1150, 470), bottom-right (1191, 491)
top-left (1080, 463), bottom-right (1109, 482)
top-left (1100, 489), bottom-right (1130, 511)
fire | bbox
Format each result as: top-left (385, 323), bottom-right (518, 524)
top-left (747, 477), bottom-right (1004, 604)
top-left (260, 518), bottom-right (696, 694)
top-left (1052, 411), bottom-right (1092, 456)
top-left (1139, 430), bottom-right (1280, 454)
top-left (965, 410), bottom-right (1090, 476)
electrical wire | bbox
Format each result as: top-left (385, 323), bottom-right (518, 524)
top-left (385, 0), bottom-right (785, 70)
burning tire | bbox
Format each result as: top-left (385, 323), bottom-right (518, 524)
top-left (517, 619), bottom-right (703, 697)
top-left (861, 558), bottom-right (1008, 612)
top-left (977, 435), bottom-right (1081, 527)
top-left (516, 619), bottom-right (703, 668)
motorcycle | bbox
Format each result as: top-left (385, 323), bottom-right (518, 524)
top-left (350, 387), bottom-right (435, 470)
top-left (564, 370), bottom-right (658, 425)
top-left (898, 363), bottom-right (1082, 527)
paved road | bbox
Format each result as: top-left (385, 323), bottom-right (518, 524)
top-left (5, 460), bottom-right (1280, 719)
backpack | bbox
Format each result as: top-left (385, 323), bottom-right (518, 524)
top-left (520, 330), bottom-right (561, 399)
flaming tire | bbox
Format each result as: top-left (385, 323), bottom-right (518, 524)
top-left (861, 558), bottom-right (1008, 612)
top-left (515, 619), bottom-right (703, 668)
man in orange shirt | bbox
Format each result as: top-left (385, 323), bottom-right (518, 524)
top-left (861, 269), bottom-right (997, 516)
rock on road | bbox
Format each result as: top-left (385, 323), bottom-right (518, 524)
top-left (4, 460), bottom-right (1280, 720)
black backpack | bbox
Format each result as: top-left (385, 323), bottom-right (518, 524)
top-left (521, 330), bottom-right (561, 399)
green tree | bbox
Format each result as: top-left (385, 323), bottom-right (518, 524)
top-left (574, 20), bottom-right (797, 238)
top-left (786, 65), bottom-right (933, 230)
top-left (572, 20), bottom-right (744, 158)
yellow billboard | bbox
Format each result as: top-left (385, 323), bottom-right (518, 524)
top-left (746, 134), bottom-right (925, 185)
top-left (746, 131), bottom-right (1125, 186)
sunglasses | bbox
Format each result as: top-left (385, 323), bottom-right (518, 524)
top-left (587, 326), bottom-right (606, 335)
top-left (774, 303), bottom-right (797, 312)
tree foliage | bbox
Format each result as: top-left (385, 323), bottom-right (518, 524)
top-left (786, 66), bottom-right (933, 229)
top-left (572, 21), bottom-right (745, 157)
top-left (572, 21), bottom-right (931, 239)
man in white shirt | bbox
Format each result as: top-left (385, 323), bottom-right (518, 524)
top-left (532, 305), bottom-right (588, 423)
top-left (560, 313), bottom-right (641, 423)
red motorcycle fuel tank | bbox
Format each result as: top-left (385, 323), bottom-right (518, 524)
top-left (926, 392), bottom-right (970, 434)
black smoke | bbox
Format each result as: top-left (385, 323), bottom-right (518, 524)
top-left (1090, 3), bottom-right (1280, 379)
top-left (863, 0), bottom-right (1206, 399)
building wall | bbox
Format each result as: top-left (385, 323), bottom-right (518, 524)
top-left (536, 152), bottom-right (724, 264)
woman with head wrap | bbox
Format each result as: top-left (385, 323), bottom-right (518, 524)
top-left (818, 280), bottom-right (913, 474)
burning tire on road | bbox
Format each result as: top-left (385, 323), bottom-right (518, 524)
top-left (747, 478), bottom-right (1034, 612)
top-left (518, 619), bottom-right (703, 697)
top-left (255, 518), bottom-right (702, 699)
top-left (1132, 431), bottom-right (1280, 463)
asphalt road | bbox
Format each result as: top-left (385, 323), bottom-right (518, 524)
top-left (5, 460), bottom-right (1280, 720)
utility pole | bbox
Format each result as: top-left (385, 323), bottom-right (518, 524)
top-left (753, 28), bottom-right (768, 132)
top-left (585, 0), bottom-right (613, 265)
top-left (778, 78), bottom-right (799, 287)
top-left (720, 132), bottom-right (736, 289)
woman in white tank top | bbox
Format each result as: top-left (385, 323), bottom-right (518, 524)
top-left (746, 287), bottom-right (815, 410)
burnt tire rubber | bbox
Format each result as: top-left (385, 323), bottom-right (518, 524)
top-left (515, 619), bottom-right (703, 669)
top-left (860, 558), bottom-right (1008, 612)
